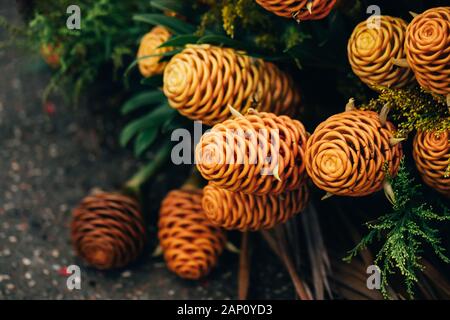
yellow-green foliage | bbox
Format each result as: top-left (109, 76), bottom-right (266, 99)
top-left (360, 86), bottom-right (450, 136)
top-left (197, 0), bottom-right (311, 52)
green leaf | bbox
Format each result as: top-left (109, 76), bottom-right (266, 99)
top-left (149, 0), bottom-right (186, 15)
top-left (197, 34), bottom-right (248, 51)
top-left (134, 128), bottom-right (158, 157)
top-left (119, 104), bottom-right (175, 147)
top-left (161, 111), bottom-right (178, 133)
top-left (123, 49), bottom-right (181, 79)
top-left (196, 35), bottom-right (288, 61)
top-left (121, 91), bottom-right (166, 115)
top-left (133, 14), bottom-right (196, 34)
top-left (159, 34), bottom-right (200, 48)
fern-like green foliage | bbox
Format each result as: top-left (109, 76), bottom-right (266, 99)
top-left (22, 0), bottom-right (150, 104)
top-left (344, 159), bottom-right (450, 299)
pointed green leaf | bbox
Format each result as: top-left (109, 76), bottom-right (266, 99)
top-left (197, 35), bottom-right (247, 50)
top-left (119, 104), bottom-right (175, 147)
top-left (159, 34), bottom-right (200, 48)
top-left (149, 0), bottom-right (186, 15)
top-left (123, 49), bottom-right (181, 79)
top-left (121, 91), bottom-right (166, 115)
top-left (134, 128), bottom-right (158, 157)
top-left (133, 14), bottom-right (196, 34)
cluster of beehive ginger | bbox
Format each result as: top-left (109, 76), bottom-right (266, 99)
top-left (196, 103), bottom-right (405, 228)
top-left (68, 105), bottom-right (406, 274)
top-left (154, 109), bottom-right (312, 278)
top-left (347, 6), bottom-right (449, 197)
top-left (196, 109), bottom-right (310, 232)
top-left (348, 7), bottom-right (450, 105)
top-left (68, 7), bottom-right (449, 278)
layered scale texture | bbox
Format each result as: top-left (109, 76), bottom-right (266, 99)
top-left (158, 189), bottom-right (226, 280)
top-left (71, 193), bottom-right (146, 270)
top-left (255, 0), bottom-right (336, 21)
top-left (348, 16), bottom-right (414, 89)
top-left (305, 110), bottom-right (403, 197)
top-left (195, 110), bottom-right (308, 195)
top-left (405, 7), bottom-right (450, 97)
top-left (413, 130), bottom-right (450, 197)
top-left (202, 183), bottom-right (309, 231)
top-left (137, 26), bottom-right (172, 77)
top-left (163, 44), bottom-right (300, 125)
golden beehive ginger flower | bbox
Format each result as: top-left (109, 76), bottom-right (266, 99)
top-left (137, 26), bottom-right (172, 77)
top-left (255, 0), bottom-right (336, 21)
top-left (158, 188), bottom-right (226, 280)
top-left (195, 110), bottom-right (308, 195)
top-left (163, 44), bottom-right (300, 126)
top-left (405, 7), bottom-right (450, 103)
top-left (71, 192), bottom-right (146, 270)
top-left (413, 130), bottom-right (450, 197)
top-left (347, 15), bottom-right (415, 90)
top-left (305, 110), bottom-right (403, 197)
top-left (202, 183), bottom-right (309, 231)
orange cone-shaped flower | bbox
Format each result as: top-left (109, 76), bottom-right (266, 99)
top-left (158, 188), bottom-right (226, 280)
top-left (195, 110), bottom-right (308, 195)
top-left (163, 44), bottom-right (300, 125)
top-left (305, 110), bottom-right (403, 197)
top-left (405, 7), bottom-right (450, 97)
top-left (137, 26), bottom-right (172, 77)
top-left (413, 130), bottom-right (450, 197)
top-left (71, 192), bottom-right (146, 270)
top-left (255, 0), bottom-right (336, 21)
top-left (348, 16), bottom-right (414, 89)
top-left (202, 183), bottom-right (309, 231)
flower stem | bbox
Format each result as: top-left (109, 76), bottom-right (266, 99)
top-left (124, 143), bottom-right (172, 197)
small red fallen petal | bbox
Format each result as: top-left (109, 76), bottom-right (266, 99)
top-left (44, 101), bottom-right (56, 115)
top-left (58, 266), bottom-right (69, 276)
